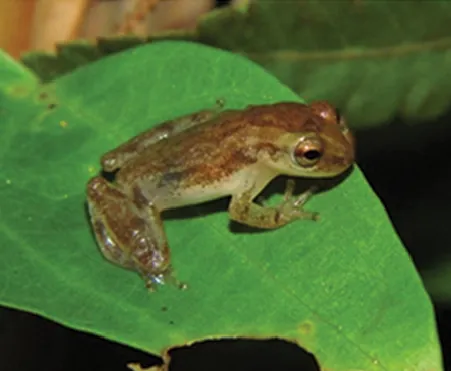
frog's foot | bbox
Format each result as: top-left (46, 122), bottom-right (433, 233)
top-left (87, 176), bottom-right (184, 291)
top-left (142, 266), bottom-right (188, 292)
top-left (276, 179), bottom-right (319, 223)
top-left (229, 179), bottom-right (319, 229)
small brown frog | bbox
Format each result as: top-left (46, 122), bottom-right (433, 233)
top-left (87, 101), bottom-right (355, 290)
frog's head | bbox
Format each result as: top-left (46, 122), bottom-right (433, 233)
top-left (268, 101), bottom-right (355, 178)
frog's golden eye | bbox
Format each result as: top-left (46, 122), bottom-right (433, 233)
top-left (293, 137), bottom-right (324, 167)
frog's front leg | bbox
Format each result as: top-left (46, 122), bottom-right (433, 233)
top-left (228, 179), bottom-right (319, 229)
top-left (86, 176), bottom-right (185, 291)
top-left (102, 101), bottom-right (224, 172)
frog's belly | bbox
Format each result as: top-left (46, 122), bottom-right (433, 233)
top-left (159, 179), bottom-right (243, 210)
top-left (141, 172), bottom-right (248, 211)
top-left (159, 187), bottom-right (228, 210)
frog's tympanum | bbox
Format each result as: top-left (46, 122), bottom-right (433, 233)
top-left (87, 101), bottom-right (355, 290)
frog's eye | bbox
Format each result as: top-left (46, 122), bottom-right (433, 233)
top-left (293, 137), bottom-right (324, 167)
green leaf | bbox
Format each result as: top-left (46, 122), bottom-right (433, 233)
top-left (21, 1), bottom-right (451, 128)
top-left (1, 41), bottom-right (442, 371)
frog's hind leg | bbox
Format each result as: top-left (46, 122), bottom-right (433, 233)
top-left (101, 101), bottom-right (224, 172)
top-left (86, 176), bottom-right (184, 291)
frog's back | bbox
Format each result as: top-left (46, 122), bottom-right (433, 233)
top-left (115, 102), bottom-right (316, 205)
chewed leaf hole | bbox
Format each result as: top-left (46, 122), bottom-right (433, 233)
top-left (169, 339), bottom-right (319, 371)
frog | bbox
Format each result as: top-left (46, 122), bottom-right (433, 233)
top-left (86, 100), bottom-right (355, 291)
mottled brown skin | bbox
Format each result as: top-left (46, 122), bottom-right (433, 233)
top-left (86, 101), bottom-right (355, 291)
top-left (110, 103), bottom-right (352, 193)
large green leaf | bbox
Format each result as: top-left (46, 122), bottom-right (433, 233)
top-left (22, 0), bottom-right (451, 128)
top-left (1, 41), bottom-right (442, 371)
